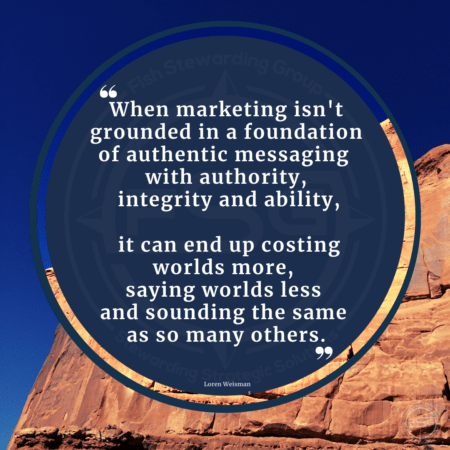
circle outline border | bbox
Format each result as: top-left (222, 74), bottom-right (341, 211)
top-left (30, 21), bottom-right (421, 413)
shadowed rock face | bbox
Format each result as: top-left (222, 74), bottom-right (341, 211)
top-left (9, 125), bottom-right (450, 449)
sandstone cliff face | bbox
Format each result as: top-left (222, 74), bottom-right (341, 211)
top-left (9, 128), bottom-right (450, 449)
top-left (406, 144), bottom-right (450, 299)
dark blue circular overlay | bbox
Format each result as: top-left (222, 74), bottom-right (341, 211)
top-left (32, 23), bottom-right (420, 411)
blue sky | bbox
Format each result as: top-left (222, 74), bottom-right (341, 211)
top-left (1, 1), bottom-right (449, 447)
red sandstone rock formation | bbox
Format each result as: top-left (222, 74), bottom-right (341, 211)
top-left (406, 143), bottom-right (450, 299)
top-left (8, 125), bottom-right (450, 449)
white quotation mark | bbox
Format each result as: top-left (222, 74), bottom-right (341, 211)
top-left (100, 85), bottom-right (117, 98)
top-left (316, 346), bottom-right (333, 360)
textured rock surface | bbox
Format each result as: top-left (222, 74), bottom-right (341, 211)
top-left (406, 143), bottom-right (450, 299)
top-left (9, 126), bottom-right (450, 449)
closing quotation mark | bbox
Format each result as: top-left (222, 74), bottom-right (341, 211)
top-left (316, 346), bottom-right (333, 360)
top-left (100, 85), bottom-right (117, 98)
